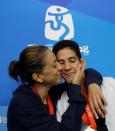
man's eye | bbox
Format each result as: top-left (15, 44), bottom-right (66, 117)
top-left (59, 61), bottom-right (64, 64)
top-left (69, 58), bottom-right (78, 62)
top-left (70, 59), bottom-right (76, 62)
top-left (58, 61), bottom-right (64, 64)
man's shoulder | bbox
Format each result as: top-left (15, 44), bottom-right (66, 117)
top-left (50, 83), bottom-right (67, 92)
top-left (49, 83), bottom-right (67, 101)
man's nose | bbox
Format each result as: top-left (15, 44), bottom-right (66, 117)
top-left (64, 61), bottom-right (71, 70)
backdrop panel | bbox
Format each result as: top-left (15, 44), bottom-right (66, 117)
top-left (0, 0), bottom-right (115, 130)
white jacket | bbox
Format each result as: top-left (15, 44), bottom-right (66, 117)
top-left (56, 77), bottom-right (115, 131)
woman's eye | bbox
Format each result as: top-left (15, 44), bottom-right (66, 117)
top-left (53, 64), bottom-right (57, 68)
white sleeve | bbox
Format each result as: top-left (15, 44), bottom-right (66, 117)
top-left (56, 78), bottom-right (115, 131)
top-left (101, 77), bottom-right (115, 131)
top-left (56, 92), bottom-right (95, 131)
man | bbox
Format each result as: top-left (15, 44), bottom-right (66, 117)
top-left (52, 40), bottom-right (108, 130)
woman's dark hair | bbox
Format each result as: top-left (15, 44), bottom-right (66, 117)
top-left (8, 45), bottom-right (49, 85)
top-left (53, 40), bottom-right (81, 60)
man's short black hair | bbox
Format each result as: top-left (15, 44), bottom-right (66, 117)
top-left (53, 40), bottom-right (81, 59)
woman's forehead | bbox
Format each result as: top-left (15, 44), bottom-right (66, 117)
top-left (44, 50), bottom-right (56, 64)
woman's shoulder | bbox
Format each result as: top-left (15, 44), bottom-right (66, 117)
top-left (10, 85), bottom-right (41, 109)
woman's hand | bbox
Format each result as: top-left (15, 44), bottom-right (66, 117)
top-left (88, 83), bottom-right (107, 119)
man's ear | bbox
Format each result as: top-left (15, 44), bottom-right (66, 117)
top-left (32, 73), bottom-right (43, 83)
top-left (80, 58), bottom-right (86, 67)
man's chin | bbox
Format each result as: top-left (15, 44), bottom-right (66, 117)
top-left (63, 75), bottom-right (74, 83)
top-left (64, 78), bottom-right (72, 84)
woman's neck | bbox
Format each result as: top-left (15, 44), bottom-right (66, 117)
top-left (33, 84), bottom-right (50, 104)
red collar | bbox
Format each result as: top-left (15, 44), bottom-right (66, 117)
top-left (31, 87), bottom-right (54, 115)
top-left (82, 84), bottom-right (97, 129)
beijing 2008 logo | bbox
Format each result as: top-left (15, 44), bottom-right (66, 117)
top-left (45, 5), bottom-right (74, 41)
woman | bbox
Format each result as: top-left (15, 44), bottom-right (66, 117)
top-left (7, 45), bottom-right (102, 131)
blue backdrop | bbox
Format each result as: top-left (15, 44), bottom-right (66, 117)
top-left (0, 0), bottom-right (115, 130)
